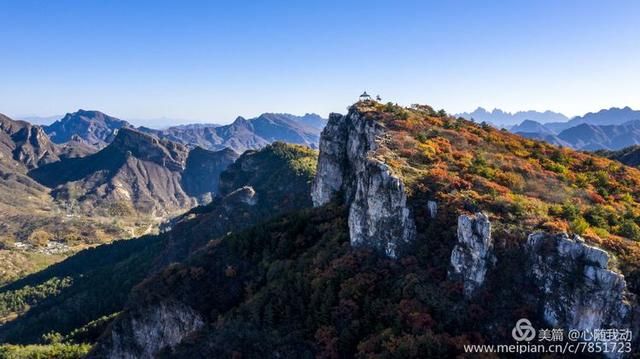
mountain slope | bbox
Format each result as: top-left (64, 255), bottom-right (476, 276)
top-left (598, 145), bottom-right (640, 167)
top-left (0, 114), bottom-right (136, 283)
top-left (509, 119), bottom-right (553, 134)
top-left (90, 102), bottom-right (640, 357)
top-left (44, 110), bottom-right (132, 149)
top-left (544, 106), bottom-right (640, 133)
top-left (556, 120), bottom-right (640, 150)
top-left (514, 131), bottom-right (571, 147)
top-left (0, 143), bottom-right (317, 344)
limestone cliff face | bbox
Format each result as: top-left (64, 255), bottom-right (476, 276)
top-left (88, 301), bottom-right (204, 359)
top-left (527, 232), bottom-right (638, 350)
top-left (448, 213), bottom-right (494, 297)
top-left (311, 109), bottom-right (416, 258)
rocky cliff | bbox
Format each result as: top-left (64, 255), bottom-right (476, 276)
top-left (0, 113), bottom-right (60, 169)
top-left (87, 301), bottom-right (204, 359)
top-left (448, 213), bottom-right (494, 297)
top-left (311, 108), bottom-right (416, 258)
top-left (526, 233), bottom-right (638, 342)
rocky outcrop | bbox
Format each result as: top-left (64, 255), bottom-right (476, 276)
top-left (224, 186), bottom-right (257, 206)
top-left (526, 232), bottom-right (638, 352)
top-left (311, 109), bottom-right (416, 258)
top-left (88, 301), bottom-right (204, 359)
top-left (0, 114), bottom-right (60, 169)
top-left (448, 213), bottom-right (494, 296)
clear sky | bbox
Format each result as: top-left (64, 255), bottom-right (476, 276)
top-left (1, 0), bottom-right (638, 126)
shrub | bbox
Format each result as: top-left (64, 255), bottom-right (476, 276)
top-left (27, 230), bottom-right (52, 247)
top-left (560, 203), bottom-right (580, 221)
top-left (618, 220), bottom-right (640, 241)
top-left (570, 217), bottom-right (589, 235)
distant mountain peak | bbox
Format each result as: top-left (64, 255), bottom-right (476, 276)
top-left (457, 107), bottom-right (568, 126)
top-left (45, 110), bottom-right (132, 147)
top-left (232, 116), bottom-right (249, 124)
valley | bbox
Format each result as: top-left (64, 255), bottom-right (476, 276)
top-left (0, 110), bottom-right (325, 286)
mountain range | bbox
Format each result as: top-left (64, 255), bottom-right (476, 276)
top-left (29, 128), bottom-right (239, 216)
top-left (510, 108), bottom-right (640, 151)
top-left (140, 112), bottom-right (325, 153)
top-left (41, 110), bottom-right (326, 155)
top-left (457, 107), bottom-right (568, 126)
top-left (0, 109), bottom-right (325, 286)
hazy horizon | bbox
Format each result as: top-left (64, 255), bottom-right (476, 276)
top-left (10, 104), bottom-right (639, 128)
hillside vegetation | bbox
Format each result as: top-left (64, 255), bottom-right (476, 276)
top-left (0, 143), bottom-right (318, 345)
top-left (363, 102), bottom-right (640, 282)
top-left (89, 102), bottom-right (640, 358)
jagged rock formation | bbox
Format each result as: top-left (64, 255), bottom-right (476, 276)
top-left (0, 113), bottom-right (60, 169)
top-left (526, 232), bottom-right (638, 348)
top-left (448, 213), bottom-right (494, 297)
top-left (88, 301), bottom-right (204, 359)
top-left (312, 109), bottom-right (416, 258)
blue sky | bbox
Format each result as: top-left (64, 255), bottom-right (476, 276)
top-left (0, 0), bottom-right (638, 126)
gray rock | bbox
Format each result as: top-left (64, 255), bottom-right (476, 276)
top-left (448, 213), bottom-right (494, 297)
top-left (311, 113), bottom-right (348, 206)
top-left (225, 186), bottom-right (257, 206)
top-left (311, 109), bottom-right (416, 258)
top-left (427, 200), bottom-right (437, 219)
top-left (88, 301), bottom-right (204, 359)
top-left (526, 232), bottom-right (638, 357)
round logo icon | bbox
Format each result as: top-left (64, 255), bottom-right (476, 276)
top-left (512, 318), bottom-right (536, 342)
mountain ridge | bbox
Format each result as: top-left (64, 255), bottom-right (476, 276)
top-left (29, 128), bottom-right (238, 216)
top-left (457, 107), bottom-right (568, 126)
